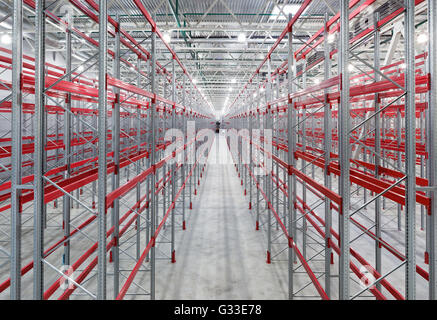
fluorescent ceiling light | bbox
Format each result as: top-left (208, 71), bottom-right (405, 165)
top-left (0, 21), bottom-right (11, 29)
top-left (1, 34), bottom-right (11, 44)
top-left (417, 33), bottom-right (428, 44)
top-left (269, 4), bottom-right (301, 21)
top-left (237, 33), bottom-right (246, 42)
top-left (163, 32), bottom-right (171, 43)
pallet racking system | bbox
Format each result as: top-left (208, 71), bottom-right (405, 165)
top-left (226, 0), bottom-right (437, 300)
top-left (0, 0), bottom-right (436, 301)
top-left (0, 0), bottom-right (213, 299)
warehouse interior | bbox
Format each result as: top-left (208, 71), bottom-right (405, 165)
top-left (0, 0), bottom-right (436, 301)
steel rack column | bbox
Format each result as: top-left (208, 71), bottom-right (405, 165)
top-left (323, 12), bottom-right (332, 298)
top-left (189, 85), bottom-right (193, 210)
top-left (428, 0), bottom-right (437, 300)
top-left (97, 0), bottom-right (108, 300)
top-left (281, 76), bottom-right (287, 230)
top-left (10, 0), bottom-right (23, 300)
top-left (111, 14), bottom-right (121, 299)
top-left (249, 91), bottom-right (253, 211)
top-left (92, 107), bottom-right (97, 211)
top-left (397, 92), bottom-right (402, 231)
top-left (182, 76), bottom-right (186, 229)
top-left (382, 113), bottom-right (386, 210)
top-left (287, 15), bottom-right (296, 299)
top-left (275, 75), bottom-right (280, 231)
top-left (311, 105), bottom-right (315, 180)
top-left (195, 109), bottom-right (199, 194)
top-left (244, 110), bottom-right (247, 185)
top-left (263, 103), bottom-right (267, 210)
top-left (420, 109), bottom-right (426, 232)
top-left (256, 75), bottom-right (260, 231)
top-left (301, 60), bottom-right (307, 261)
top-left (150, 23), bottom-right (157, 300)
top-left (338, 0), bottom-right (351, 300)
top-left (244, 104), bottom-right (248, 199)
top-left (63, 13), bottom-right (72, 269)
top-left (373, 12), bottom-right (382, 293)
top-left (54, 110), bottom-right (59, 211)
top-left (240, 113), bottom-right (243, 189)
top-left (43, 100), bottom-right (48, 228)
top-left (162, 81), bottom-right (167, 228)
top-left (239, 112), bottom-right (243, 192)
top-left (404, 0), bottom-right (416, 300)
top-left (238, 114), bottom-right (241, 170)
top-left (33, 0), bottom-right (45, 300)
top-left (187, 102), bottom-right (192, 199)
top-left (171, 57), bottom-right (176, 263)
top-left (75, 111), bottom-right (81, 209)
top-left (146, 57), bottom-right (152, 263)
top-left (136, 53), bottom-right (142, 261)
top-left (125, 111), bottom-right (130, 182)
top-left (193, 108), bottom-right (197, 197)
top-left (266, 57), bottom-right (273, 264)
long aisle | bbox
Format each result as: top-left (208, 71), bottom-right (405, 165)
top-left (155, 133), bottom-right (287, 299)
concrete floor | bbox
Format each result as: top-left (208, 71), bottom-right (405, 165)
top-left (0, 132), bottom-right (430, 300)
top-left (155, 134), bottom-right (288, 299)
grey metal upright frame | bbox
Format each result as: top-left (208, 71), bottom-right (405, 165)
top-left (97, 0), bottom-right (108, 300)
top-left (338, 0), bottom-right (351, 300)
top-left (404, 0), bottom-right (416, 300)
top-left (150, 24), bottom-right (157, 300)
top-left (428, 0), bottom-right (437, 300)
top-left (33, 0), bottom-right (46, 300)
top-left (323, 13), bottom-right (332, 298)
top-left (287, 14), bottom-right (296, 300)
top-left (111, 14), bottom-right (121, 299)
top-left (10, 0), bottom-right (23, 300)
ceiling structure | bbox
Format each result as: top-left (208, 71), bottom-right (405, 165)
top-left (32, 0), bottom-right (343, 116)
top-left (149, 0), bottom-right (339, 115)
top-left (121, 0), bottom-right (427, 117)
top-left (0, 0), bottom-right (428, 117)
